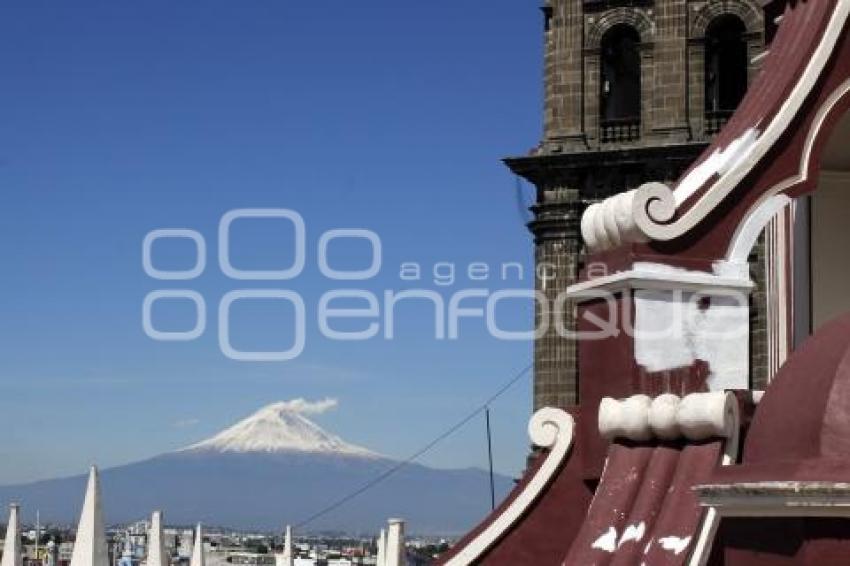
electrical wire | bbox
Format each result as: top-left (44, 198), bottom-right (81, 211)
top-left (295, 362), bottom-right (532, 529)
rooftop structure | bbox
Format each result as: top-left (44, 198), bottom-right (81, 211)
top-left (69, 468), bottom-right (108, 566)
top-left (274, 526), bottom-right (293, 566)
top-left (146, 512), bottom-right (166, 566)
top-left (440, 0), bottom-right (850, 563)
top-left (189, 525), bottom-right (204, 566)
top-left (506, 0), bottom-right (768, 411)
top-left (1, 504), bottom-right (22, 566)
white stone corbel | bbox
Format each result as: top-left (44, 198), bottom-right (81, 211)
top-left (648, 394), bottom-right (682, 440)
top-left (598, 392), bottom-right (739, 443)
top-left (599, 395), bottom-right (653, 441)
top-left (677, 392), bottom-right (739, 442)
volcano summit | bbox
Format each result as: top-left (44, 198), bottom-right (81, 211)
top-left (0, 401), bottom-right (511, 534)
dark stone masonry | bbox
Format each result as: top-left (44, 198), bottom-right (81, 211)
top-left (505, 0), bottom-right (767, 411)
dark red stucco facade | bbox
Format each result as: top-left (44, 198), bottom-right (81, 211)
top-left (439, 0), bottom-right (850, 564)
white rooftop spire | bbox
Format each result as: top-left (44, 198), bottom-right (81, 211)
top-left (375, 528), bottom-right (387, 566)
top-left (190, 524), bottom-right (205, 566)
top-left (70, 466), bottom-right (108, 566)
top-left (147, 511), bottom-right (167, 566)
top-left (385, 519), bottom-right (405, 566)
top-left (274, 526), bottom-right (293, 566)
top-left (1, 504), bottom-right (23, 566)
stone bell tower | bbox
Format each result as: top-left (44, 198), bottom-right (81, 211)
top-left (505, 0), bottom-right (765, 412)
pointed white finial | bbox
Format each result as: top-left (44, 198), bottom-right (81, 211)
top-left (274, 525), bottom-right (293, 566)
top-left (190, 524), bottom-right (205, 566)
top-left (375, 528), bottom-right (387, 566)
top-left (70, 466), bottom-right (108, 566)
top-left (1, 504), bottom-right (23, 566)
top-left (385, 519), bottom-right (405, 566)
top-left (147, 511), bottom-right (167, 566)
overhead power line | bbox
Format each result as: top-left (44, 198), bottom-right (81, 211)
top-left (295, 363), bottom-right (533, 529)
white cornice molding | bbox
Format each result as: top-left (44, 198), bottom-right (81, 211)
top-left (443, 408), bottom-right (575, 566)
top-left (566, 266), bottom-right (752, 301)
top-left (695, 482), bottom-right (850, 518)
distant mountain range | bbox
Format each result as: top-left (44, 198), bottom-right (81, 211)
top-left (0, 402), bottom-right (512, 535)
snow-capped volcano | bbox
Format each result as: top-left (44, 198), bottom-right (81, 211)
top-left (184, 401), bottom-right (378, 457)
top-left (0, 399), bottom-right (513, 533)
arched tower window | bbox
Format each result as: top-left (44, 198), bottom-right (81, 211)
top-left (705, 15), bottom-right (748, 134)
top-left (600, 24), bottom-right (641, 143)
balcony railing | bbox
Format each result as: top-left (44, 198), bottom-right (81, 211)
top-left (600, 117), bottom-right (641, 143)
top-left (705, 109), bottom-right (735, 135)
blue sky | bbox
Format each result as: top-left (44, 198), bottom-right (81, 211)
top-left (0, 1), bottom-right (542, 490)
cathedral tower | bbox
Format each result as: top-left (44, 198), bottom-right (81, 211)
top-left (506, 0), bottom-right (766, 411)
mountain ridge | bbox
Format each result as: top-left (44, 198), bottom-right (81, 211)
top-left (0, 401), bottom-right (512, 534)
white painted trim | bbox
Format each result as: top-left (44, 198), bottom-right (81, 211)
top-left (732, 78), bottom-right (850, 247)
top-left (726, 195), bottom-right (792, 264)
top-left (695, 482), bottom-right (850, 518)
top-left (566, 267), bottom-right (752, 301)
top-left (718, 195), bottom-right (794, 372)
top-left (582, 2), bottom-right (850, 252)
top-left (765, 205), bottom-right (794, 379)
top-left (688, 397), bottom-right (741, 566)
top-left (634, 0), bottom-right (850, 243)
top-left (443, 408), bottom-right (575, 566)
top-left (751, 50), bottom-right (769, 65)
